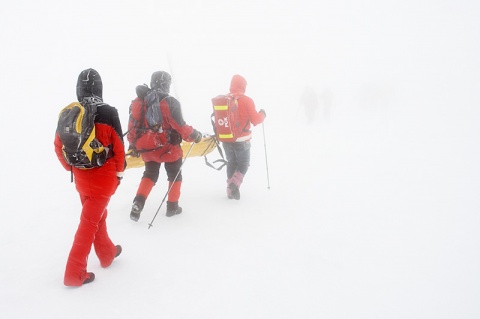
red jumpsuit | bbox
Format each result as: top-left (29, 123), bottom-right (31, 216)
top-left (54, 102), bottom-right (125, 286)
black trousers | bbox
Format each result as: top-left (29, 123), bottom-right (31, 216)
top-left (142, 158), bottom-right (183, 183)
top-left (223, 141), bottom-right (251, 179)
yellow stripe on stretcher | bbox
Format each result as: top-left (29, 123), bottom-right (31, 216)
top-left (214, 105), bottom-right (228, 111)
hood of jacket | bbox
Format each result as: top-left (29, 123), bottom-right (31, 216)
top-left (76, 68), bottom-right (103, 101)
top-left (150, 71), bottom-right (171, 94)
top-left (229, 74), bottom-right (247, 95)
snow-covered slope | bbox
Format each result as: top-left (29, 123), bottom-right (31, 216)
top-left (2, 104), bottom-right (479, 318)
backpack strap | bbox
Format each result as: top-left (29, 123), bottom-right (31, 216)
top-left (232, 95), bottom-right (249, 133)
top-left (203, 135), bottom-right (227, 171)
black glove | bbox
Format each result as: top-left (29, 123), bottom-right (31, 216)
top-left (168, 130), bottom-right (182, 145)
top-left (190, 129), bottom-right (203, 143)
top-left (128, 145), bottom-right (140, 158)
top-left (259, 109), bottom-right (266, 118)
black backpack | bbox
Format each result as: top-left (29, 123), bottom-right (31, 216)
top-left (57, 101), bottom-right (108, 169)
top-left (144, 89), bottom-right (167, 131)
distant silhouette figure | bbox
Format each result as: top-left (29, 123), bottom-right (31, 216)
top-left (300, 86), bottom-right (319, 124)
top-left (319, 88), bottom-right (333, 119)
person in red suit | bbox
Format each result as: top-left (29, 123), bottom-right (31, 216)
top-left (223, 74), bottom-right (266, 200)
top-left (54, 69), bottom-right (125, 286)
top-left (127, 71), bottom-right (202, 222)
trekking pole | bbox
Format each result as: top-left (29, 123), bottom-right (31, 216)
top-left (122, 128), bottom-right (131, 138)
top-left (148, 142), bottom-right (196, 229)
top-left (262, 122), bottom-right (270, 190)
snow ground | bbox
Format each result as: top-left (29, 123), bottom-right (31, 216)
top-left (1, 104), bottom-right (479, 319)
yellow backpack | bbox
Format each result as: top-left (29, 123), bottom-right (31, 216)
top-left (57, 102), bottom-right (108, 169)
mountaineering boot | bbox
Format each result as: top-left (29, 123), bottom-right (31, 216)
top-left (228, 183), bottom-right (240, 200)
top-left (100, 244), bottom-right (123, 268)
top-left (130, 195), bottom-right (146, 222)
top-left (228, 171), bottom-right (244, 200)
top-left (130, 178), bottom-right (155, 221)
top-left (64, 271), bottom-right (95, 287)
top-left (226, 178), bottom-right (234, 199)
top-left (166, 201), bottom-right (182, 217)
top-left (82, 272), bottom-right (95, 285)
top-left (115, 245), bottom-right (122, 258)
top-left (166, 181), bottom-right (182, 216)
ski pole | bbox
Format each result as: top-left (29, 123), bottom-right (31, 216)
top-left (262, 122), bottom-right (270, 190)
top-left (148, 141), bottom-right (196, 229)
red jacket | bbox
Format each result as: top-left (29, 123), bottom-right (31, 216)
top-left (127, 94), bottom-right (196, 163)
top-left (229, 75), bottom-right (265, 142)
top-left (54, 103), bottom-right (125, 197)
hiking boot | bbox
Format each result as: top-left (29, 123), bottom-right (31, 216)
top-left (166, 201), bottom-right (182, 217)
top-left (227, 186), bottom-right (234, 199)
top-left (83, 272), bottom-right (95, 285)
top-left (228, 183), bottom-right (240, 200)
top-left (228, 172), bottom-right (243, 200)
top-left (226, 178), bottom-right (234, 199)
top-left (115, 245), bottom-right (122, 258)
top-left (130, 196), bottom-right (146, 222)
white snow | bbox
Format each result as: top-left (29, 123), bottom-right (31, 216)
top-left (0, 0), bottom-right (479, 318)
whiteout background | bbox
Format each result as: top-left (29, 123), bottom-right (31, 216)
top-left (0, 0), bottom-right (479, 318)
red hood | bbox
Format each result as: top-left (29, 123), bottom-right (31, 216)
top-left (229, 74), bottom-right (247, 95)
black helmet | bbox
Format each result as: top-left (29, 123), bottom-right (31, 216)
top-left (76, 68), bottom-right (103, 101)
top-left (150, 71), bottom-right (171, 94)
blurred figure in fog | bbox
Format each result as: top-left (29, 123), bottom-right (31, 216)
top-left (320, 87), bottom-right (333, 119)
top-left (300, 86), bottom-right (319, 124)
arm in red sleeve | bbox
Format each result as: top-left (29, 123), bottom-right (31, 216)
top-left (163, 97), bottom-right (195, 142)
top-left (244, 97), bottom-right (265, 126)
top-left (127, 98), bottom-right (143, 145)
top-left (109, 113), bottom-right (126, 173)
